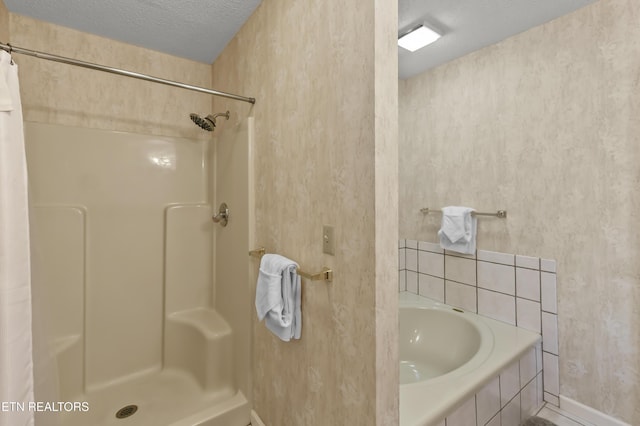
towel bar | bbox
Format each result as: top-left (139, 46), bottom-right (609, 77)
top-left (249, 247), bottom-right (333, 282)
top-left (420, 208), bottom-right (507, 218)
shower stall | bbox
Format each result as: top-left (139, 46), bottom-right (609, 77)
top-left (26, 116), bottom-right (254, 425)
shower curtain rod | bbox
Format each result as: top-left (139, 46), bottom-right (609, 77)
top-left (0, 42), bottom-right (256, 104)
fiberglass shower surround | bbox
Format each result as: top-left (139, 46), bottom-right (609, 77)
top-left (1, 38), bottom-right (257, 426)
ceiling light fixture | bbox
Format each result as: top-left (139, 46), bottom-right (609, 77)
top-left (398, 25), bottom-right (441, 52)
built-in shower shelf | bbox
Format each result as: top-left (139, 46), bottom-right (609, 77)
top-left (165, 307), bottom-right (235, 392)
top-left (167, 308), bottom-right (232, 339)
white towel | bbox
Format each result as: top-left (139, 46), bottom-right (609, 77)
top-left (255, 254), bottom-right (301, 341)
top-left (437, 206), bottom-right (477, 254)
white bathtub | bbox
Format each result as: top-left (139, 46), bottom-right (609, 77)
top-left (399, 292), bottom-right (540, 426)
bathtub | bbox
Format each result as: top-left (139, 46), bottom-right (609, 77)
top-left (399, 292), bottom-right (540, 426)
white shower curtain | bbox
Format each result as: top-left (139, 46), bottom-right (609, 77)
top-left (0, 50), bottom-right (35, 426)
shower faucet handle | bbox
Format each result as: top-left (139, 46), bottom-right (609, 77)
top-left (212, 202), bottom-right (229, 227)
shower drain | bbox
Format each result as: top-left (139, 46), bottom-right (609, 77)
top-left (115, 404), bottom-right (138, 419)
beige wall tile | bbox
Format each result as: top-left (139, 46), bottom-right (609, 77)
top-left (374, 0), bottom-right (400, 422)
top-left (210, 0), bottom-right (398, 424)
top-left (9, 14), bottom-right (212, 139)
top-left (399, 0), bottom-right (640, 423)
top-left (0, 0), bottom-right (8, 42)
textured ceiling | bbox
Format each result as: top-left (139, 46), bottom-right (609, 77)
top-left (4, 0), bottom-right (597, 77)
top-left (3, 0), bottom-right (262, 64)
top-left (399, 0), bottom-right (597, 79)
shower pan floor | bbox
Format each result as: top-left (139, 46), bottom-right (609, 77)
top-left (60, 368), bottom-right (248, 426)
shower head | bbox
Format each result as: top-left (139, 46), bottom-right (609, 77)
top-left (190, 113), bottom-right (214, 131)
top-left (190, 111), bottom-right (230, 132)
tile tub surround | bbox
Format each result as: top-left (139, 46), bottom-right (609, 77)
top-left (399, 240), bottom-right (561, 407)
top-left (439, 346), bottom-right (544, 426)
top-left (399, 292), bottom-right (541, 426)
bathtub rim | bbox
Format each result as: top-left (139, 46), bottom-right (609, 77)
top-left (399, 292), bottom-right (541, 426)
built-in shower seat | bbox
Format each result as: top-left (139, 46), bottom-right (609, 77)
top-left (164, 307), bottom-right (235, 395)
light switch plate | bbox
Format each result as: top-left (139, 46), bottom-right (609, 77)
top-left (323, 225), bottom-right (335, 255)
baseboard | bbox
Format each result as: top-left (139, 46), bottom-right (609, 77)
top-left (250, 409), bottom-right (266, 426)
top-left (559, 395), bottom-right (631, 426)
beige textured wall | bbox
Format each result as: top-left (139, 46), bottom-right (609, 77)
top-left (9, 14), bottom-right (211, 139)
top-left (211, 0), bottom-right (398, 424)
top-left (399, 0), bottom-right (639, 423)
top-left (0, 0), bottom-right (8, 41)
top-left (374, 1), bottom-right (399, 424)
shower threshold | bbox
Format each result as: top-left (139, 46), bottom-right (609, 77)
top-left (60, 369), bottom-right (248, 426)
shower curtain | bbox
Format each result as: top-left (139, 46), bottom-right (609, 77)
top-left (0, 50), bottom-right (35, 426)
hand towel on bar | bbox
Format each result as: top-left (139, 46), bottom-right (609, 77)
top-left (255, 253), bottom-right (301, 341)
top-left (437, 206), bottom-right (477, 255)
